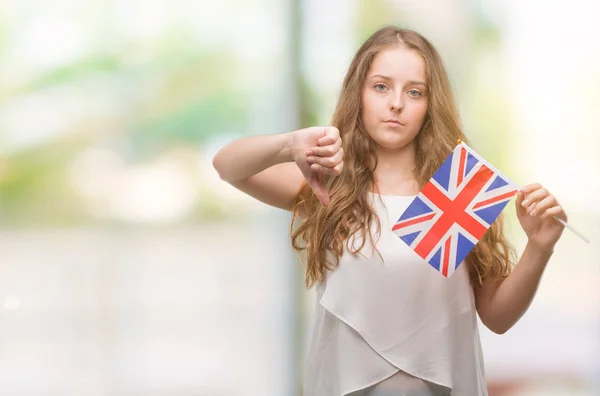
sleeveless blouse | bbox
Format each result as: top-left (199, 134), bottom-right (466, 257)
top-left (302, 193), bottom-right (488, 395)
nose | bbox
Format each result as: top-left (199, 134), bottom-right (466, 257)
top-left (389, 90), bottom-right (404, 112)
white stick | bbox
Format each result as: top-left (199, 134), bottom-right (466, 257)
top-left (553, 216), bottom-right (590, 244)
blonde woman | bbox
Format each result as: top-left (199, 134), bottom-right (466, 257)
top-left (213, 26), bottom-right (567, 396)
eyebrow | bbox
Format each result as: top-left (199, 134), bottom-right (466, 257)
top-left (369, 74), bottom-right (427, 86)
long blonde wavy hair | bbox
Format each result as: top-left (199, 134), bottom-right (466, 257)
top-left (291, 26), bottom-right (515, 289)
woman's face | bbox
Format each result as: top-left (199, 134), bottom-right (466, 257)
top-left (361, 46), bottom-right (429, 152)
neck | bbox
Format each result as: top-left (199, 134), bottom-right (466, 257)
top-left (372, 142), bottom-right (418, 194)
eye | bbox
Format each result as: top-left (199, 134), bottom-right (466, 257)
top-left (408, 89), bottom-right (422, 97)
top-left (374, 83), bottom-right (388, 92)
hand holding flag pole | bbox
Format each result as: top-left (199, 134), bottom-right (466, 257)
top-left (515, 183), bottom-right (589, 244)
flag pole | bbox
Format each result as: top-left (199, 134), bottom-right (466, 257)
top-left (551, 217), bottom-right (590, 244)
top-left (456, 140), bottom-right (590, 244)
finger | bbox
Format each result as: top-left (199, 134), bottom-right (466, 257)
top-left (307, 150), bottom-right (343, 168)
top-left (318, 127), bottom-right (339, 146)
top-left (540, 205), bottom-right (566, 221)
top-left (306, 173), bottom-right (329, 206)
top-left (529, 195), bottom-right (556, 216)
top-left (519, 183), bottom-right (542, 195)
top-left (307, 141), bottom-right (342, 157)
top-left (311, 161), bottom-right (343, 177)
top-left (521, 187), bottom-right (550, 208)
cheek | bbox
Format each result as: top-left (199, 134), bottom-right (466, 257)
top-left (361, 93), bottom-right (377, 122)
top-left (409, 101), bottom-right (428, 121)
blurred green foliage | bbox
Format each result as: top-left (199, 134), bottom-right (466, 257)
top-left (0, 2), bottom-right (518, 227)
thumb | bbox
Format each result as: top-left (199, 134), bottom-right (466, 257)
top-left (306, 173), bottom-right (330, 207)
top-left (515, 189), bottom-right (527, 217)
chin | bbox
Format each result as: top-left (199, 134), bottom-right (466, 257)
top-left (373, 134), bottom-right (413, 149)
top-left (374, 140), bottom-right (410, 151)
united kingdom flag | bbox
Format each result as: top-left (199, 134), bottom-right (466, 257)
top-left (392, 142), bottom-right (518, 277)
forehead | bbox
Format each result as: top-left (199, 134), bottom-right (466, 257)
top-left (367, 47), bottom-right (426, 82)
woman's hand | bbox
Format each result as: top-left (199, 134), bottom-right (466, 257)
top-left (516, 183), bottom-right (567, 252)
top-left (289, 126), bottom-right (344, 206)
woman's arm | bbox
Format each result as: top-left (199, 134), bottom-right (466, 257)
top-left (474, 241), bottom-right (553, 334)
top-left (212, 126), bottom-right (344, 210)
top-left (474, 183), bottom-right (567, 334)
top-left (213, 132), bottom-right (303, 211)
top-left (213, 132), bottom-right (295, 183)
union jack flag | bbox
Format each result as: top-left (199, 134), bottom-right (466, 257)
top-left (392, 142), bottom-right (518, 277)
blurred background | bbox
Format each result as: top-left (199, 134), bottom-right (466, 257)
top-left (0, 0), bottom-right (599, 395)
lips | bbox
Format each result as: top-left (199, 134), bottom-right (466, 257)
top-left (383, 119), bottom-right (405, 126)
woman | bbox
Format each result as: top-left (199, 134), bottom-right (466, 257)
top-left (213, 26), bottom-right (566, 396)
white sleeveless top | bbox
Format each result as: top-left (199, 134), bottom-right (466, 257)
top-left (302, 193), bottom-right (488, 396)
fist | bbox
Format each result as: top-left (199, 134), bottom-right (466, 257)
top-left (290, 126), bottom-right (344, 206)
